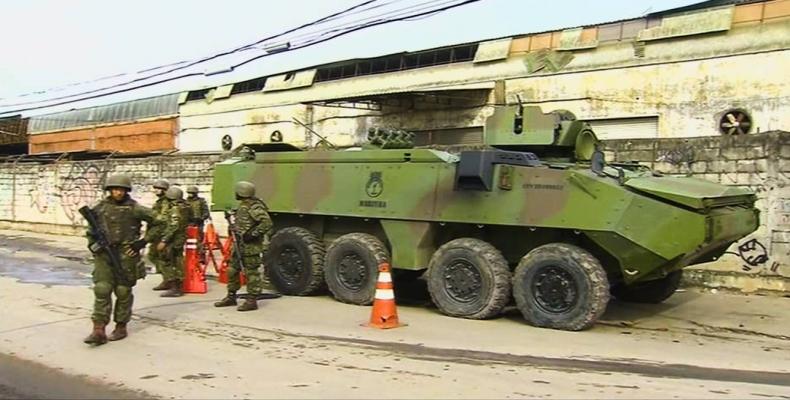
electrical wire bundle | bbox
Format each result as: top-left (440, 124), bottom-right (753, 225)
top-left (0, 0), bottom-right (482, 115)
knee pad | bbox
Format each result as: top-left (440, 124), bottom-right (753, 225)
top-left (93, 281), bottom-right (113, 297)
top-left (115, 285), bottom-right (132, 298)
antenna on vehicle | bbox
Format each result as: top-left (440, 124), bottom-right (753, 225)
top-left (513, 94), bottom-right (524, 134)
top-left (292, 117), bottom-right (337, 149)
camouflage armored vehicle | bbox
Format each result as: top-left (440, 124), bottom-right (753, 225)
top-left (212, 105), bottom-right (759, 331)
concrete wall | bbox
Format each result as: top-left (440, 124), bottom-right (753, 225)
top-left (2, 132), bottom-right (789, 294)
top-left (0, 153), bottom-right (225, 236)
top-left (603, 131), bottom-right (790, 293)
top-left (506, 49), bottom-right (790, 139)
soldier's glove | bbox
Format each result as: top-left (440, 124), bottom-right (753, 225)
top-left (88, 242), bottom-right (103, 254)
top-left (242, 231), bottom-right (259, 242)
top-left (131, 240), bottom-right (147, 252)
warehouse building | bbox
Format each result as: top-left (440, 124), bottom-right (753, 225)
top-left (175, 0), bottom-right (789, 152)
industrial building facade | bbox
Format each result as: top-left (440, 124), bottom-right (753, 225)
top-left (2, 0), bottom-right (784, 156)
top-left (24, 93), bottom-right (180, 155)
top-left (174, 0), bottom-right (789, 153)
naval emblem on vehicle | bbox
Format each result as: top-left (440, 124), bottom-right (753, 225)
top-left (366, 171), bottom-right (383, 198)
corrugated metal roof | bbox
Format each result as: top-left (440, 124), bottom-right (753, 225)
top-left (221, 0), bottom-right (742, 90)
top-left (651, 0), bottom-right (764, 16)
top-left (28, 93), bottom-right (179, 134)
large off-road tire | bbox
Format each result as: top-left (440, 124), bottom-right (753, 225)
top-left (324, 233), bottom-right (390, 305)
top-left (513, 243), bottom-right (609, 331)
top-left (611, 270), bottom-right (683, 304)
top-left (427, 238), bottom-right (511, 320)
top-left (264, 227), bottom-right (325, 296)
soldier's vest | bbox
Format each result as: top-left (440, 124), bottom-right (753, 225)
top-left (236, 198), bottom-right (269, 239)
top-left (147, 197), bottom-right (170, 240)
top-left (178, 201), bottom-right (196, 226)
top-left (95, 197), bottom-right (142, 245)
top-left (186, 198), bottom-right (202, 223)
top-left (152, 196), bottom-right (167, 215)
top-left (173, 200), bottom-right (191, 229)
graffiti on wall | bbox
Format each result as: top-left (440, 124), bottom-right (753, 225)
top-left (28, 167), bottom-right (54, 213)
top-left (656, 144), bottom-right (695, 167)
top-left (58, 163), bottom-right (107, 224)
top-left (24, 163), bottom-right (108, 225)
top-left (725, 238), bottom-right (781, 273)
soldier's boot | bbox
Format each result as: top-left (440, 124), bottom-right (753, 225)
top-left (83, 321), bottom-right (108, 345)
top-left (108, 323), bottom-right (128, 341)
top-left (152, 279), bottom-right (171, 291)
top-left (214, 292), bottom-right (237, 307)
top-left (160, 281), bottom-right (183, 297)
top-left (237, 297), bottom-right (258, 312)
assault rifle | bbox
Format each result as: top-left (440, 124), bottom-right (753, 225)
top-left (224, 210), bottom-right (247, 270)
top-left (79, 205), bottom-right (130, 286)
top-left (223, 209), bottom-right (281, 300)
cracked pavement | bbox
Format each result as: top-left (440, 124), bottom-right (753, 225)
top-left (0, 229), bottom-right (789, 399)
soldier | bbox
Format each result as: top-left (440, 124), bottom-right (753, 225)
top-left (146, 179), bottom-right (171, 291)
top-left (159, 186), bottom-right (190, 298)
top-left (185, 185), bottom-right (210, 259)
top-left (214, 181), bottom-right (272, 311)
top-left (84, 174), bottom-right (153, 345)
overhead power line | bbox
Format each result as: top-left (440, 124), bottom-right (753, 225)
top-left (3, 0), bottom-right (416, 104)
top-left (0, 0), bottom-right (381, 108)
top-left (4, 0), bottom-right (480, 113)
top-left (0, 0), bottom-right (482, 115)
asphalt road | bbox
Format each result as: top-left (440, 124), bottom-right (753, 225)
top-left (1, 229), bottom-right (789, 399)
top-left (0, 352), bottom-right (149, 399)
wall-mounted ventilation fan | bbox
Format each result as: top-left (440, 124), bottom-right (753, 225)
top-left (719, 109), bottom-right (752, 135)
top-left (221, 134), bottom-right (233, 151)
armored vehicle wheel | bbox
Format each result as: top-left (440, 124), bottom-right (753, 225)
top-left (427, 238), bottom-right (511, 319)
top-left (611, 270), bottom-right (683, 304)
top-left (265, 227), bottom-right (326, 296)
top-left (513, 243), bottom-right (609, 331)
top-left (325, 233), bottom-right (390, 305)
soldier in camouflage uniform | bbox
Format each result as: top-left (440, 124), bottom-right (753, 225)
top-left (84, 174), bottom-right (153, 345)
top-left (146, 179), bottom-right (171, 291)
top-left (185, 186), bottom-right (210, 259)
top-left (159, 186), bottom-right (191, 298)
top-left (214, 181), bottom-right (272, 311)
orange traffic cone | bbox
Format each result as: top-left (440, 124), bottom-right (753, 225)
top-left (364, 263), bottom-right (405, 329)
top-left (217, 234), bottom-right (246, 285)
top-left (202, 222), bottom-right (221, 275)
top-left (183, 225), bottom-right (207, 294)
top-left (204, 221), bottom-right (219, 250)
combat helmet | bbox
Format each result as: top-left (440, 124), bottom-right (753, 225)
top-left (104, 174), bottom-right (132, 191)
top-left (235, 181), bottom-right (255, 198)
top-left (186, 185), bottom-right (199, 194)
top-left (165, 186), bottom-right (183, 200)
top-left (152, 179), bottom-right (170, 190)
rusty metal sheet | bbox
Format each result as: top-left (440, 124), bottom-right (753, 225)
top-left (473, 38), bottom-right (512, 63)
top-left (638, 6), bottom-right (734, 41)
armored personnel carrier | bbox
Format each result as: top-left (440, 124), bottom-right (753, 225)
top-left (212, 105), bottom-right (758, 331)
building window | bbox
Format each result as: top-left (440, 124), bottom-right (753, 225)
top-left (315, 43), bottom-right (479, 83)
top-left (587, 116), bottom-right (659, 140)
top-left (186, 89), bottom-right (211, 101)
top-left (230, 77), bottom-right (267, 95)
